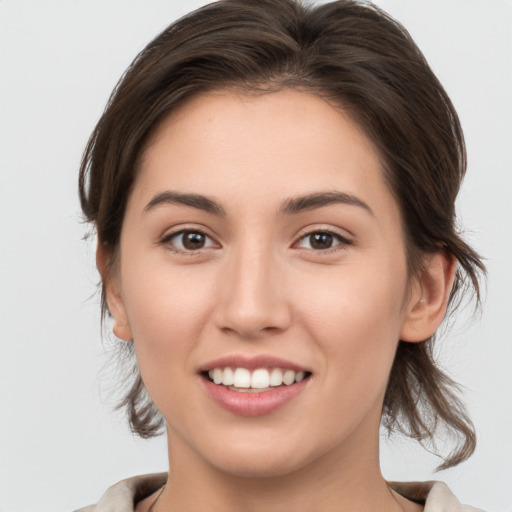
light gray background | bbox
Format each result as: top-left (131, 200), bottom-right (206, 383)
top-left (0, 1), bottom-right (510, 510)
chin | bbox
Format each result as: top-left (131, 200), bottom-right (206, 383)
top-left (214, 453), bottom-right (307, 479)
top-left (200, 431), bottom-right (326, 479)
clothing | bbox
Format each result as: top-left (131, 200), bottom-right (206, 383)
top-left (74, 473), bottom-right (485, 512)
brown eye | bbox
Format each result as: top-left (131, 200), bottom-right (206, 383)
top-left (296, 231), bottom-right (351, 252)
top-left (182, 231), bottom-right (206, 250)
top-left (165, 230), bottom-right (216, 252)
top-left (309, 233), bottom-right (334, 250)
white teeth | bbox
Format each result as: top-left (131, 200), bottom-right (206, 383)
top-left (282, 370), bottom-right (295, 386)
top-left (251, 368), bottom-right (270, 389)
top-left (269, 368), bottom-right (283, 386)
top-left (213, 368), bottom-right (223, 385)
top-left (207, 367), bottom-right (308, 389)
top-left (233, 368), bottom-right (251, 388)
top-left (222, 367), bottom-right (234, 386)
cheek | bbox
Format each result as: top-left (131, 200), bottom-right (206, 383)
top-left (295, 259), bottom-right (408, 386)
top-left (119, 259), bottom-right (216, 376)
top-left (299, 259), bottom-right (407, 334)
top-left (119, 263), bottom-right (222, 426)
top-left (293, 271), bottom-right (407, 442)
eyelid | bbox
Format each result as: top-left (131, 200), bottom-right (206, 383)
top-left (293, 227), bottom-right (353, 253)
top-left (160, 225), bottom-right (221, 254)
top-left (158, 224), bottom-right (353, 255)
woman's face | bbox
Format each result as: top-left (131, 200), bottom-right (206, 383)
top-left (107, 90), bottom-right (423, 477)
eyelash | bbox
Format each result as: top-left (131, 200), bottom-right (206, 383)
top-left (295, 230), bottom-right (353, 253)
top-left (160, 229), bottom-right (218, 256)
top-left (160, 228), bottom-right (353, 255)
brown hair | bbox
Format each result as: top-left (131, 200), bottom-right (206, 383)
top-left (79, 0), bottom-right (485, 470)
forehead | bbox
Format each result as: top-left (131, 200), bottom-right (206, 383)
top-left (133, 90), bottom-right (400, 226)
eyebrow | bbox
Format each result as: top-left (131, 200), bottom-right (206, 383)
top-left (280, 191), bottom-right (374, 217)
top-left (144, 190), bottom-right (373, 217)
top-left (144, 191), bottom-right (226, 216)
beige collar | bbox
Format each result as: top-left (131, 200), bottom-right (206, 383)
top-left (77, 474), bottom-right (484, 512)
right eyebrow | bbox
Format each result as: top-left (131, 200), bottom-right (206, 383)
top-left (280, 191), bottom-right (374, 217)
top-left (144, 191), bottom-right (226, 216)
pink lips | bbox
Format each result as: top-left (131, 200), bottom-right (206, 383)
top-left (199, 355), bottom-right (311, 417)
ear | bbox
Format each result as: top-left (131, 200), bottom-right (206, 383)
top-left (96, 243), bottom-right (133, 341)
top-left (400, 251), bottom-right (456, 342)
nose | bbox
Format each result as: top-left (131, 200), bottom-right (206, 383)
top-left (213, 243), bottom-right (292, 340)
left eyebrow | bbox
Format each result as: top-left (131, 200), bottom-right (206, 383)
top-left (280, 191), bottom-right (374, 217)
top-left (144, 191), bottom-right (226, 216)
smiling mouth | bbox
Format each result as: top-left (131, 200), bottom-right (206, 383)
top-left (202, 367), bottom-right (312, 393)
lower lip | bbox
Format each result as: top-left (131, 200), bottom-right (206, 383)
top-left (201, 377), bottom-right (309, 416)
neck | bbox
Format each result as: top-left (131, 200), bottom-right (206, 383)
top-left (149, 425), bottom-right (421, 512)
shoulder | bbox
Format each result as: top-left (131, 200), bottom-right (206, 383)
top-left (390, 481), bottom-right (485, 511)
top-left (73, 473), bottom-right (167, 512)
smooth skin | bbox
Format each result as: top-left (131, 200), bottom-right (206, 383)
top-left (98, 90), bottom-right (454, 512)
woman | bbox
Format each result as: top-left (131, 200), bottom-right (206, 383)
top-left (76, 0), bottom-right (485, 510)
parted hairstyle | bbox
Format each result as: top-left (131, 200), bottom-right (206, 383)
top-left (79, 0), bottom-right (485, 470)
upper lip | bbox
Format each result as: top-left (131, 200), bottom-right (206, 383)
top-left (199, 354), bottom-right (311, 373)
